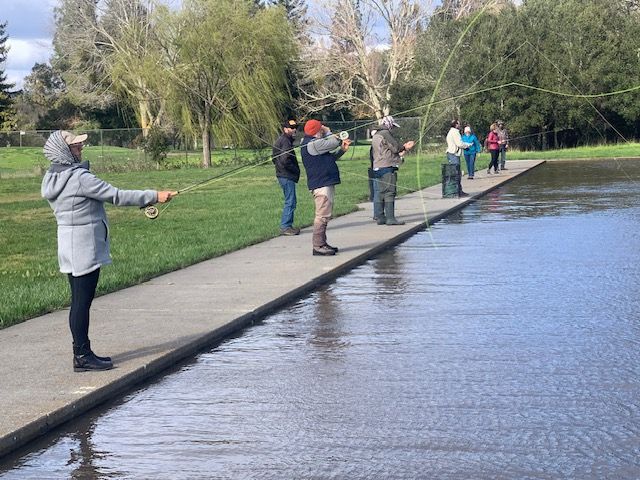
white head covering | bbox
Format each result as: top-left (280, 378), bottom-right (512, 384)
top-left (43, 131), bottom-right (77, 165)
top-left (381, 115), bottom-right (400, 130)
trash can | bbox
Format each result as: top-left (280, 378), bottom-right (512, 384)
top-left (442, 163), bottom-right (460, 198)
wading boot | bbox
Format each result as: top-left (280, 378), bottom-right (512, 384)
top-left (375, 202), bottom-right (386, 225)
top-left (73, 343), bottom-right (113, 372)
top-left (384, 201), bottom-right (405, 225)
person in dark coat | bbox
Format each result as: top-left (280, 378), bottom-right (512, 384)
top-left (272, 119), bottom-right (301, 235)
top-left (300, 119), bottom-right (351, 256)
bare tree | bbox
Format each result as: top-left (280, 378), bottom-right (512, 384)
top-left (439, 0), bottom-right (483, 19)
top-left (297, 0), bottom-right (429, 119)
top-left (438, 0), bottom-right (512, 19)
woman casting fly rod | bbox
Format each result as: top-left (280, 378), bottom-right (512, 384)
top-left (41, 130), bottom-right (177, 372)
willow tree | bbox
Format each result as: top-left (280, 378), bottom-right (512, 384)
top-left (166, 0), bottom-right (294, 167)
top-left (103, 0), bottom-right (172, 131)
top-left (52, 0), bottom-right (167, 132)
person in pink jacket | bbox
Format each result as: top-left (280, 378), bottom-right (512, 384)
top-left (486, 123), bottom-right (500, 174)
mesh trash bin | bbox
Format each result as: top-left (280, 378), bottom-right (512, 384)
top-left (442, 163), bottom-right (460, 198)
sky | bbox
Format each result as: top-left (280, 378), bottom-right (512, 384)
top-left (1, 0), bottom-right (433, 91)
top-left (2, 0), bottom-right (57, 89)
top-left (1, 0), bottom-right (324, 90)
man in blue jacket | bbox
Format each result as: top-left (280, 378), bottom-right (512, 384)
top-left (301, 119), bottom-right (352, 256)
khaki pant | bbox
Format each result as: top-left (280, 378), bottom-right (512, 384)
top-left (311, 186), bottom-right (334, 248)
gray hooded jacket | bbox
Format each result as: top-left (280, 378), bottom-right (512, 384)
top-left (41, 131), bottom-right (157, 276)
top-left (371, 124), bottom-right (404, 170)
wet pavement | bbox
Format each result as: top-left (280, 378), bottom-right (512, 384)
top-left (1, 159), bottom-right (639, 479)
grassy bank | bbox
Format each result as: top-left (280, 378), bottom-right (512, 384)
top-left (1, 143), bottom-right (637, 328)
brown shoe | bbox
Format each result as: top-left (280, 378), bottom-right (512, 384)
top-left (280, 227), bottom-right (300, 236)
top-left (313, 246), bottom-right (336, 256)
top-left (324, 244), bottom-right (339, 253)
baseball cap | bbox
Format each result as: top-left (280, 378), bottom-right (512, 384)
top-left (61, 131), bottom-right (88, 145)
top-left (304, 119), bottom-right (323, 136)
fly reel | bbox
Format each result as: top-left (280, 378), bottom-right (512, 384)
top-left (339, 131), bottom-right (349, 140)
top-left (143, 205), bottom-right (159, 220)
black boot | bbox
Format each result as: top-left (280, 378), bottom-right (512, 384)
top-left (73, 343), bottom-right (113, 372)
top-left (86, 340), bottom-right (111, 362)
top-left (384, 201), bottom-right (405, 225)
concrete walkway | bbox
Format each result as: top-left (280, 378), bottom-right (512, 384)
top-left (0, 160), bottom-right (545, 458)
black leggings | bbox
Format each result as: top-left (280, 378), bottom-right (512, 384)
top-left (68, 269), bottom-right (100, 347)
top-left (489, 150), bottom-right (500, 172)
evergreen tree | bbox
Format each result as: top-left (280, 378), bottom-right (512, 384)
top-left (0, 21), bottom-right (16, 130)
top-left (412, 0), bottom-right (640, 149)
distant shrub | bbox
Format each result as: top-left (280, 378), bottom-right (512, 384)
top-left (143, 126), bottom-right (171, 167)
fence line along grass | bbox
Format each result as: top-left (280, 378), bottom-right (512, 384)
top-left (0, 143), bottom-right (637, 329)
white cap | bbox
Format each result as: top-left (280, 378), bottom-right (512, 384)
top-left (61, 131), bottom-right (88, 145)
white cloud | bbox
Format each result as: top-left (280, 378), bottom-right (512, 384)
top-left (6, 38), bottom-right (53, 69)
top-left (4, 38), bottom-right (53, 90)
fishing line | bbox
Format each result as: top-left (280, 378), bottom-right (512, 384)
top-left (149, 1), bottom-right (640, 227)
top-left (153, 74), bottom-right (640, 220)
top-left (521, 40), bottom-right (635, 181)
top-left (409, 0), bottom-right (500, 247)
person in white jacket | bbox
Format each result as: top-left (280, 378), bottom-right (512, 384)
top-left (41, 130), bottom-right (176, 372)
top-left (445, 119), bottom-right (471, 197)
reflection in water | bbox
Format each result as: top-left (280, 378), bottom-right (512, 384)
top-left (0, 421), bottom-right (106, 480)
top-left (309, 287), bottom-right (349, 357)
top-left (2, 160), bottom-right (640, 479)
top-left (68, 427), bottom-right (100, 480)
top-left (372, 249), bottom-right (408, 297)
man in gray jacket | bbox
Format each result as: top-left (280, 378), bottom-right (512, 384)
top-left (41, 130), bottom-right (176, 372)
top-left (371, 116), bottom-right (415, 225)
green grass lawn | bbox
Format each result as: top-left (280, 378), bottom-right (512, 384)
top-left (1, 142), bottom-right (638, 329)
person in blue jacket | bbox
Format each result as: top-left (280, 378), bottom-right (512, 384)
top-left (300, 120), bottom-right (352, 256)
top-left (461, 125), bottom-right (482, 179)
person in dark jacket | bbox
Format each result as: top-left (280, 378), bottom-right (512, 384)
top-left (41, 130), bottom-right (176, 372)
top-left (301, 119), bottom-right (351, 256)
top-left (272, 119), bottom-right (301, 235)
